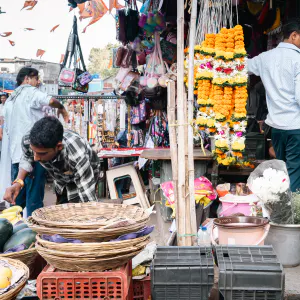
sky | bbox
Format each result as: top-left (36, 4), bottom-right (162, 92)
top-left (0, 0), bottom-right (125, 66)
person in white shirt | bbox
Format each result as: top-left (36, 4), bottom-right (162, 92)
top-left (0, 93), bottom-right (8, 156)
top-left (2, 67), bottom-right (69, 216)
top-left (248, 18), bottom-right (300, 192)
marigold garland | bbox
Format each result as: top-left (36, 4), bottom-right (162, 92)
top-left (185, 24), bottom-right (252, 167)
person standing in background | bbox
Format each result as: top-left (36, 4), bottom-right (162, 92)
top-left (2, 67), bottom-right (69, 216)
top-left (0, 93), bottom-right (8, 157)
top-left (248, 18), bottom-right (300, 192)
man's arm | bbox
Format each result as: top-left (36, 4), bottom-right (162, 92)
top-left (31, 89), bottom-right (69, 123)
top-left (49, 98), bottom-right (69, 123)
top-left (3, 136), bottom-right (33, 204)
top-left (247, 55), bottom-right (261, 76)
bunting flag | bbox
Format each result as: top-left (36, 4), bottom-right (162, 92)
top-left (50, 24), bottom-right (60, 32)
top-left (8, 40), bottom-right (15, 46)
top-left (76, 58), bottom-right (81, 63)
top-left (82, 0), bottom-right (108, 33)
top-left (59, 54), bottom-right (65, 64)
top-left (24, 28), bottom-right (35, 31)
top-left (36, 49), bottom-right (45, 58)
top-left (21, 1), bottom-right (38, 11)
top-left (79, 2), bottom-right (93, 20)
top-left (0, 32), bottom-right (12, 37)
top-left (69, 7), bottom-right (74, 12)
top-left (109, 0), bottom-right (124, 12)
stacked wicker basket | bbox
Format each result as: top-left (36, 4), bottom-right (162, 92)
top-left (27, 202), bottom-right (151, 272)
top-left (0, 258), bottom-right (29, 300)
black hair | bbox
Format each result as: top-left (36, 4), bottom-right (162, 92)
top-left (16, 67), bottom-right (39, 87)
top-left (283, 18), bottom-right (300, 40)
top-left (29, 117), bottom-right (64, 148)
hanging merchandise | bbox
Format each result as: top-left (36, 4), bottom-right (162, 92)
top-left (130, 100), bottom-right (147, 125)
top-left (195, 0), bottom-right (235, 44)
top-left (59, 16), bottom-right (91, 93)
top-left (148, 111), bottom-right (169, 147)
top-left (116, 0), bottom-right (139, 44)
top-left (187, 24), bottom-right (250, 167)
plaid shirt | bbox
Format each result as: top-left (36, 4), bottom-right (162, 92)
top-left (20, 130), bottom-right (100, 202)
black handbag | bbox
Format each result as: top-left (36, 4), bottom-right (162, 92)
top-left (144, 86), bottom-right (167, 110)
top-left (125, 0), bottom-right (139, 42)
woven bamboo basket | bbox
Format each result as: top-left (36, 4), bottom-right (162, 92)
top-left (36, 234), bottom-right (149, 252)
top-left (35, 245), bottom-right (142, 272)
top-left (0, 248), bottom-right (38, 276)
top-left (35, 238), bottom-right (149, 259)
top-left (0, 258), bottom-right (29, 300)
top-left (31, 202), bottom-right (150, 229)
top-left (27, 217), bottom-right (149, 242)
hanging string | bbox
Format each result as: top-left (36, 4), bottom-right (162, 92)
top-left (195, 0), bottom-right (234, 44)
top-left (236, 0), bottom-right (239, 25)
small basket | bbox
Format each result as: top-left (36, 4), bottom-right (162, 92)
top-left (31, 202), bottom-right (149, 229)
top-left (0, 248), bottom-right (38, 276)
top-left (27, 217), bottom-right (149, 242)
top-left (0, 258), bottom-right (29, 300)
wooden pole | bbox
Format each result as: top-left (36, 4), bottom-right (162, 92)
top-left (187, 0), bottom-right (198, 245)
top-left (167, 80), bottom-right (179, 230)
top-left (177, 0), bottom-right (187, 246)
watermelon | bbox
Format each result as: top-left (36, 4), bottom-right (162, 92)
top-left (0, 218), bottom-right (13, 252)
top-left (3, 228), bottom-right (36, 252)
top-left (13, 223), bottom-right (28, 234)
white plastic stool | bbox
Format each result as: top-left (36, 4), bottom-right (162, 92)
top-left (106, 162), bottom-right (150, 210)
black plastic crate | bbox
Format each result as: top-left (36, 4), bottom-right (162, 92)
top-left (216, 246), bottom-right (285, 300)
top-left (151, 247), bottom-right (214, 300)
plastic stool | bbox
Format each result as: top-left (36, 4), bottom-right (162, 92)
top-left (106, 162), bottom-right (150, 210)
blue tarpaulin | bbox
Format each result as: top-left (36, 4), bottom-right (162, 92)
top-left (0, 74), bottom-right (17, 91)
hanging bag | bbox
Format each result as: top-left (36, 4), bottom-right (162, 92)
top-left (116, 9), bottom-right (127, 43)
top-left (125, 0), bottom-right (139, 42)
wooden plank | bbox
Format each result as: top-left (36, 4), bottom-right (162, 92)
top-left (140, 148), bottom-right (213, 161)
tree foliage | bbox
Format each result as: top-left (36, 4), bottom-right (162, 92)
top-left (88, 43), bottom-right (119, 79)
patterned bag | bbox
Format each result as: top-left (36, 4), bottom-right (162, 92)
top-left (58, 68), bottom-right (76, 87)
top-left (130, 100), bottom-right (146, 124)
top-left (78, 71), bottom-right (93, 86)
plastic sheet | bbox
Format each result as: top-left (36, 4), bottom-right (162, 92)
top-left (247, 160), bottom-right (294, 224)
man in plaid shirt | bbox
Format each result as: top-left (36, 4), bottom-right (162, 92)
top-left (4, 117), bottom-right (100, 205)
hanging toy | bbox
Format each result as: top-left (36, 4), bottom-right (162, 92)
top-left (139, 14), bottom-right (147, 28)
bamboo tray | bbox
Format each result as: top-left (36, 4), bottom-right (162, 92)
top-left (31, 202), bottom-right (149, 229)
top-left (27, 217), bottom-right (149, 242)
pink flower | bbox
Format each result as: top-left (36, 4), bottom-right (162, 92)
top-left (236, 132), bottom-right (243, 137)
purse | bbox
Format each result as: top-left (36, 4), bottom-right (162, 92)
top-left (78, 71), bottom-right (92, 86)
top-left (115, 46), bottom-right (126, 67)
top-left (121, 47), bottom-right (134, 68)
top-left (58, 68), bottom-right (76, 87)
top-left (120, 70), bottom-right (140, 91)
top-left (125, 0), bottom-right (139, 42)
top-left (116, 9), bottom-right (127, 43)
top-left (130, 100), bottom-right (146, 124)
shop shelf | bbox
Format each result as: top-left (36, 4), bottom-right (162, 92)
top-left (216, 246), bottom-right (285, 300)
top-left (151, 246), bottom-right (214, 300)
top-left (133, 275), bottom-right (151, 300)
top-left (37, 262), bottom-right (132, 300)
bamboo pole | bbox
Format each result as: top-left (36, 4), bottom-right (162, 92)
top-left (187, 0), bottom-right (198, 245)
top-left (177, 0), bottom-right (187, 246)
top-left (167, 80), bottom-right (179, 230)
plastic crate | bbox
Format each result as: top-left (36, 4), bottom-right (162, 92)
top-left (133, 276), bottom-right (151, 300)
top-left (37, 262), bottom-right (132, 300)
top-left (151, 246), bottom-right (214, 300)
top-left (216, 246), bottom-right (285, 300)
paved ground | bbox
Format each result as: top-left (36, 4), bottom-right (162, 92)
top-left (43, 184), bottom-right (300, 298)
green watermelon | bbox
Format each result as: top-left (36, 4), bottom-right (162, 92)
top-left (3, 228), bottom-right (36, 252)
top-left (13, 223), bottom-right (28, 234)
top-left (0, 218), bottom-right (13, 252)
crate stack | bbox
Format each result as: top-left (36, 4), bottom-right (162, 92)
top-left (216, 245), bottom-right (285, 300)
top-left (151, 246), bottom-right (214, 300)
